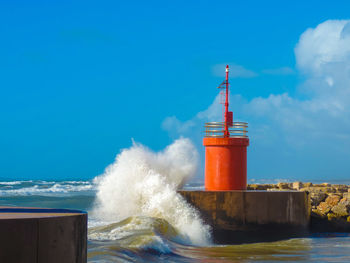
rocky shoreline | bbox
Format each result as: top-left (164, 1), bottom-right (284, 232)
top-left (247, 182), bottom-right (350, 232)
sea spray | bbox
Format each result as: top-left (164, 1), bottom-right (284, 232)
top-left (91, 138), bottom-right (211, 246)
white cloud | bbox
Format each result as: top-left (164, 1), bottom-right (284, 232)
top-left (295, 20), bottom-right (350, 75)
top-left (161, 116), bottom-right (196, 139)
top-left (212, 63), bottom-right (257, 78)
top-left (244, 20), bottom-right (350, 140)
top-left (163, 20), bottom-right (350, 181)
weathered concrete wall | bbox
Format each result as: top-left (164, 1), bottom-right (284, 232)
top-left (0, 207), bottom-right (87, 263)
top-left (178, 190), bottom-right (310, 244)
top-left (247, 182), bottom-right (350, 232)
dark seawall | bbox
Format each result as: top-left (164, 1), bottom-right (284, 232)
top-left (178, 190), bottom-right (310, 244)
top-left (0, 207), bottom-right (87, 263)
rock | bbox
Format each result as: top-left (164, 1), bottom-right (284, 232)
top-left (304, 182), bottom-right (313, 187)
top-left (247, 184), bottom-right (267, 190)
top-left (277, 182), bottom-right (291, 190)
top-left (247, 184), bottom-right (257, 190)
top-left (327, 213), bottom-right (339, 221)
top-left (310, 192), bottom-right (327, 207)
top-left (314, 183), bottom-right (331, 187)
top-left (333, 185), bottom-right (348, 193)
top-left (325, 194), bottom-right (341, 206)
top-left (331, 199), bottom-right (350, 217)
top-left (325, 187), bottom-right (337, 194)
top-left (317, 202), bottom-right (332, 215)
top-left (312, 208), bottom-right (324, 218)
top-left (292, 181), bottom-right (303, 190)
top-left (303, 186), bottom-right (327, 194)
top-left (343, 193), bottom-right (350, 200)
top-left (266, 184), bottom-right (279, 190)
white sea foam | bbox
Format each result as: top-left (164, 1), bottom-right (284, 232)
top-left (91, 138), bottom-right (211, 246)
top-left (0, 181), bottom-right (94, 196)
top-left (0, 181), bottom-right (32, 185)
top-left (0, 182), bottom-right (20, 185)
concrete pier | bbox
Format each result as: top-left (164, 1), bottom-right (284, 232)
top-left (178, 190), bottom-right (310, 244)
top-left (0, 207), bottom-right (87, 263)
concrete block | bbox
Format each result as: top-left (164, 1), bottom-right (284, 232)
top-left (178, 190), bottom-right (310, 244)
top-left (0, 207), bottom-right (87, 263)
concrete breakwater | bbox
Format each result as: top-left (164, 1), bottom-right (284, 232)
top-left (179, 182), bottom-right (350, 244)
top-left (0, 207), bottom-right (87, 263)
top-left (178, 190), bottom-right (310, 244)
top-left (247, 182), bottom-right (350, 232)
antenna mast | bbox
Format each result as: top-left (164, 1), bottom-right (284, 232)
top-left (224, 65), bottom-right (230, 137)
top-left (218, 65), bottom-right (233, 137)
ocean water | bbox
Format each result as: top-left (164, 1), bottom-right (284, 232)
top-left (1, 180), bottom-right (350, 262)
top-left (1, 138), bottom-right (350, 262)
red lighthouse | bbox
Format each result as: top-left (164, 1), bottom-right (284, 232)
top-left (204, 65), bottom-right (249, 190)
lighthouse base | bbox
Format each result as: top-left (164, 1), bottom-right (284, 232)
top-left (178, 190), bottom-right (310, 244)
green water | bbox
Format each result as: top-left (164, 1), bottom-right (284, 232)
top-left (88, 234), bottom-right (350, 262)
top-left (87, 216), bottom-right (350, 262)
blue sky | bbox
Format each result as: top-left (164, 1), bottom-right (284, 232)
top-left (1, 0), bottom-right (350, 181)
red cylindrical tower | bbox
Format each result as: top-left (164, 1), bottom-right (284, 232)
top-left (204, 65), bottom-right (249, 190)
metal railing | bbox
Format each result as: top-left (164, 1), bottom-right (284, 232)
top-left (204, 122), bottom-right (248, 138)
